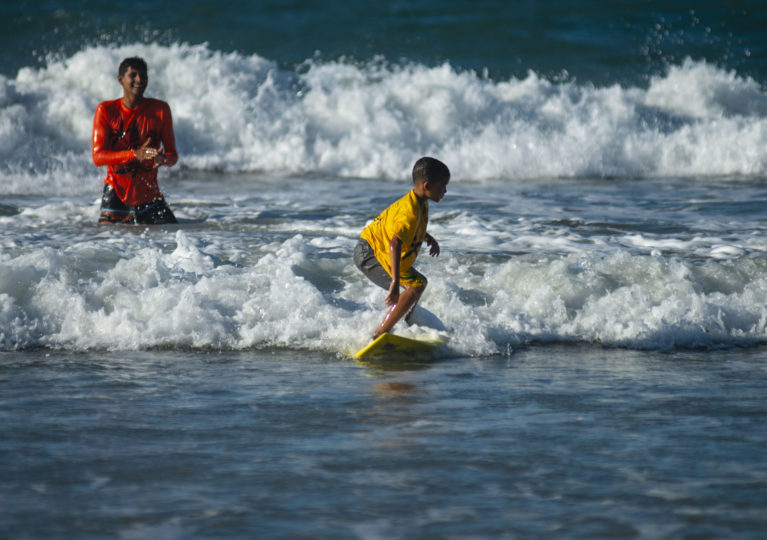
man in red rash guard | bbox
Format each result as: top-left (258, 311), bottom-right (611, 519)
top-left (92, 56), bottom-right (178, 224)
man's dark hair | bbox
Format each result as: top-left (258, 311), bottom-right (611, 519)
top-left (412, 157), bottom-right (450, 185)
top-left (118, 57), bottom-right (148, 77)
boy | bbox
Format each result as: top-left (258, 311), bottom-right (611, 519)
top-left (92, 57), bottom-right (178, 224)
top-left (354, 156), bottom-right (450, 338)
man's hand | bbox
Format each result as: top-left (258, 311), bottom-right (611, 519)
top-left (134, 139), bottom-right (158, 161)
top-left (152, 151), bottom-right (169, 168)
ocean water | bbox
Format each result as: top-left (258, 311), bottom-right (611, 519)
top-left (2, 1), bottom-right (767, 538)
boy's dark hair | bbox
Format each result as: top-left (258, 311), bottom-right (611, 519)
top-left (118, 57), bottom-right (148, 77)
top-left (412, 157), bottom-right (450, 185)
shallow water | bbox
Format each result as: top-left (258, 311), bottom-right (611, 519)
top-left (5, 174), bottom-right (767, 353)
top-left (2, 346), bottom-right (766, 538)
top-left (4, 2), bottom-right (767, 537)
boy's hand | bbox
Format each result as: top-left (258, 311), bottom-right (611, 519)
top-left (425, 233), bottom-right (440, 257)
top-left (385, 281), bottom-right (400, 306)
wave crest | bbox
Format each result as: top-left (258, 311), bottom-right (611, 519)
top-left (2, 43), bottom-right (767, 195)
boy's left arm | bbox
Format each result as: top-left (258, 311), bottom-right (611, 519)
top-left (425, 232), bottom-right (440, 257)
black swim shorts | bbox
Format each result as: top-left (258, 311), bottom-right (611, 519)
top-left (98, 184), bottom-right (178, 225)
top-left (353, 238), bottom-right (426, 290)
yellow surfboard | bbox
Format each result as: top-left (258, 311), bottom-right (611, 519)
top-left (354, 332), bottom-right (448, 360)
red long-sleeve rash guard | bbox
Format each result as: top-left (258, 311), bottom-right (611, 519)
top-left (92, 98), bottom-right (178, 206)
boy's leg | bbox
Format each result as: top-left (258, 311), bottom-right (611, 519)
top-left (355, 239), bottom-right (429, 336)
top-left (354, 239), bottom-right (392, 289)
top-left (374, 283), bottom-right (425, 338)
top-left (399, 269), bottom-right (427, 328)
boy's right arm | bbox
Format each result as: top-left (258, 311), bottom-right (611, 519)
top-left (385, 236), bottom-right (402, 306)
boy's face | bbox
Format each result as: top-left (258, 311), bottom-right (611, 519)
top-left (423, 177), bottom-right (449, 202)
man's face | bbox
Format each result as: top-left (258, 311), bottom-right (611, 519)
top-left (118, 66), bottom-right (148, 100)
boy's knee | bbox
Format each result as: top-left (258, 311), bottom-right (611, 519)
top-left (409, 271), bottom-right (427, 290)
top-left (413, 276), bottom-right (427, 292)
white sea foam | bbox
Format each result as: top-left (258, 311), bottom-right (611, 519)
top-left (2, 42), bottom-right (767, 197)
top-left (3, 42), bottom-right (767, 354)
top-left (3, 223), bottom-right (767, 353)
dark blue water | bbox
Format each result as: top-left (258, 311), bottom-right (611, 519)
top-left (3, 347), bottom-right (767, 538)
top-left (3, 1), bottom-right (765, 85)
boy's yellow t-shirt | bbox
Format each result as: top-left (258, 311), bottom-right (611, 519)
top-left (361, 189), bottom-right (428, 284)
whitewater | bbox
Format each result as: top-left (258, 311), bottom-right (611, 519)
top-left (2, 43), bottom-right (767, 354)
top-left (3, 42), bottom-right (767, 189)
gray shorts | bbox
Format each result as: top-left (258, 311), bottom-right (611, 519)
top-left (354, 239), bottom-right (426, 290)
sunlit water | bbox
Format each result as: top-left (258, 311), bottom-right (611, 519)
top-left (4, 2), bottom-right (767, 537)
